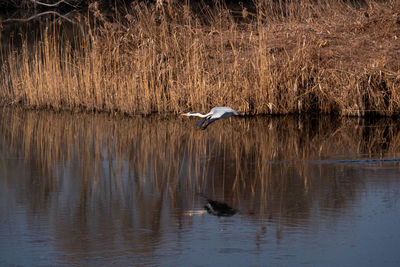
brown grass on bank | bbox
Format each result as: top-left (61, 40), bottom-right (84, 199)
top-left (1, 0), bottom-right (400, 116)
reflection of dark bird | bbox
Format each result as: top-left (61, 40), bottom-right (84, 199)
top-left (199, 194), bottom-right (237, 217)
top-left (181, 107), bottom-right (239, 129)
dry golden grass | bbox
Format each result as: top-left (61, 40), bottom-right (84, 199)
top-left (1, 0), bottom-right (399, 116)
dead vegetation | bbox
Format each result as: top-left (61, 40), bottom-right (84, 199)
top-left (1, 0), bottom-right (399, 116)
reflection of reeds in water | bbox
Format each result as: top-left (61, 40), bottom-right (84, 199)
top-left (2, 108), bottom-right (400, 209)
top-left (1, 108), bottom-right (400, 254)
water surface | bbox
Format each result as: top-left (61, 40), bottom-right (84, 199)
top-left (1, 109), bottom-right (400, 266)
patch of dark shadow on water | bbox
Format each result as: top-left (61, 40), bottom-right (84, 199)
top-left (263, 160), bottom-right (292, 165)
top-left (311, 158), bottom-right (400, 165)
top-left (263, 157), bottom-right (400, 166)
top-left (218, 248), bottom-right (248, 254)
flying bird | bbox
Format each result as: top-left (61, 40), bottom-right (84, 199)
top-left (181, 106), bottom-right (239, 129)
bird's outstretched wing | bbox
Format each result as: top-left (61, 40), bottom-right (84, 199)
top-left (196, 118), bottom-right (209, 127)
top-left (201, 118), bottom-right (218, 130)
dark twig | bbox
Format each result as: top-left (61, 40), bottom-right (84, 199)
top-left (3, 10), bottom-right (85, 35)
top-left (30, 0), bottom-right (79, 8)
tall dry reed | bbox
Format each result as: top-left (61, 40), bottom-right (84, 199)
top-left (1, 0), bottom-right (399, 115)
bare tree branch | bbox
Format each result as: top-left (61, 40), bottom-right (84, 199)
top-left (2, 10), bottom-right (85, 34)
top-left (30, 0), bottom-right (78, 8)
top-left (4, 10), bottom-right (74, 23)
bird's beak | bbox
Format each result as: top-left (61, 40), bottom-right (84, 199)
top-left (180, 113), bottom-right (188, 116)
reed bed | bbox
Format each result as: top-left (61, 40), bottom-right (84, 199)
top-left (0, 0), bottom-right (399, 116)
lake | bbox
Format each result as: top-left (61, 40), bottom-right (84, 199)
top-left (0, 108), bottom-right (400, 266)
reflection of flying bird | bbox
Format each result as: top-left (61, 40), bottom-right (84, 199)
top-left (181, 106), bottom-right (239, 129)
top-left (204, 199), bottom-right (237, 217)
top-left (198, 194), bottom-right (237, 217)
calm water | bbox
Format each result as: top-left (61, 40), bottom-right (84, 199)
top-left (0, 108), bottom-right (400, 266)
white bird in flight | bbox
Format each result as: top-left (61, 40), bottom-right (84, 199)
top-left (181, 106), bottom-right (239, 129)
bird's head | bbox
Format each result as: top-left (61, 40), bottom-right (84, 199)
top-left (180, 112), bottom-right (193, 117)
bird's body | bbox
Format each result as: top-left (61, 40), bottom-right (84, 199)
top-left (181, 106), bottom-right (238, 129)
